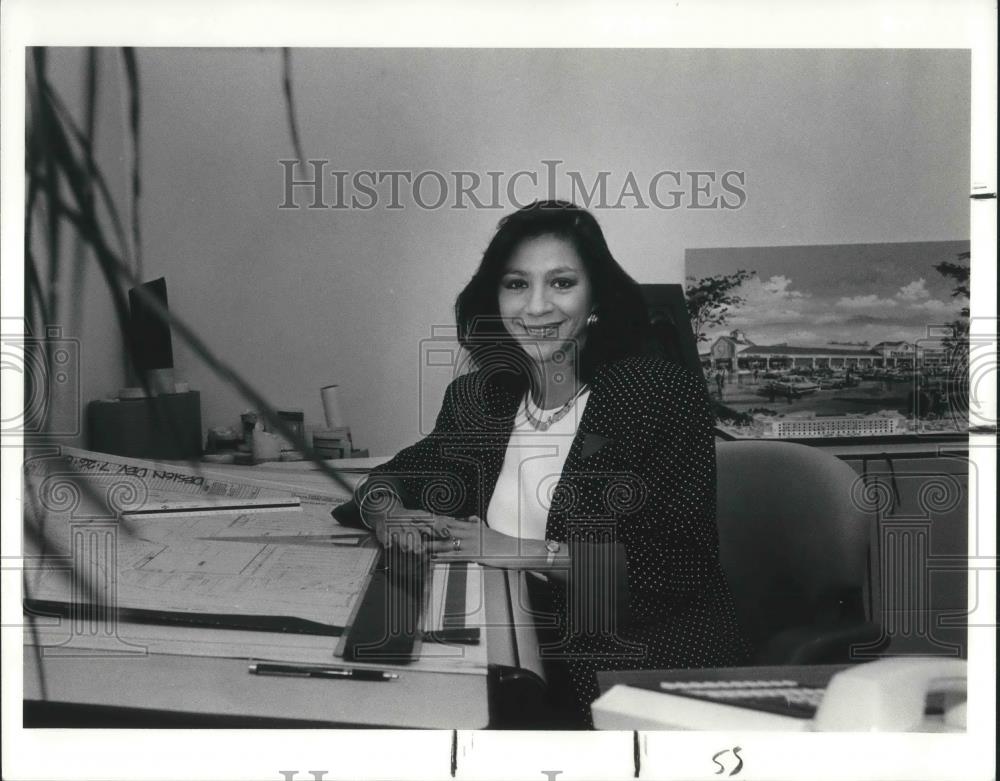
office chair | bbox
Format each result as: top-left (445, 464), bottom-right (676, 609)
top-left (639, 283), bottom-right (704, 377)
top-left (715, 440), bottom-right (884, 665)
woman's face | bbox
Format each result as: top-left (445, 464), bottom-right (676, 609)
top-left (498, 235), bottom-right (595, 367)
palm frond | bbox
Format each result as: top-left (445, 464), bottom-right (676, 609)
top-left (23, 52), bottom-right (352, 699)
top-left (68, 49), bottom-right (100, 332)
top-left (120, 47), bottom-right (143, 278)
top-left (281, 48), bottom-right (305, 162)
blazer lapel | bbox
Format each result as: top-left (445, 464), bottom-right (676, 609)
top-left (581, 432), bottom-right (613, 459)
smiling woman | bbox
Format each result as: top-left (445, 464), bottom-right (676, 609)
top-left (351, 201), bottom-right (750, 726)
top-left (456, 201), bottom-right (653, 389)
top-left (497, 235), bottom-right (595, 371)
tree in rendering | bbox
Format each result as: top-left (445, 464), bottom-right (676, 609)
top-left (684, 269), bottom-right (756, 344)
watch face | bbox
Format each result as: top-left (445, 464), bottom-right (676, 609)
top-left (545, 539), bottom-right (560, 553)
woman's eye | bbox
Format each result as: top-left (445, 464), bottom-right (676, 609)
top-left (552, 278), bottom-right (577, 289)
top-left (502, 279), bottom-right (527, 290)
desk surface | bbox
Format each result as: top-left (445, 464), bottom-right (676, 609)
top-left (24, 647), bottom-right (488, 728)
top-left (21, 456), bottom-right (535, 729)
top-left (23, 565), bottom-right (522, 729)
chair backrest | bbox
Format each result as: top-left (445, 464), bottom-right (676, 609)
top-left (715, 440), bottom-right (872, 658)
top-left (639, 283), bottom-right (704, 378)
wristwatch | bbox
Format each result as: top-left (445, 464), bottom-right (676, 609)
top-left (545, 539), bottom-right (561, 566)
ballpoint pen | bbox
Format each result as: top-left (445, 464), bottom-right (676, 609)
top-left (248, 662), bottom-right (398, 681)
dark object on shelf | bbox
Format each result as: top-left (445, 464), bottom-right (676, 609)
top-left (128, 277), bottom-right (174, 372)
top-left (88, 391), bottom-right (202, 460)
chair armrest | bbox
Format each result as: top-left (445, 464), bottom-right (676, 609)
top-left (760, 621), bottom-right (887, 665)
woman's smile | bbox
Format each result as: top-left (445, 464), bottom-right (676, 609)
top-left (520, 320), bottom-right (565, 338)
top-left (498, 235), bottom-right (594, 366)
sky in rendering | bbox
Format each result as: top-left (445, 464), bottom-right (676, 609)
top-left (687, 241), bottom-right (970, 348)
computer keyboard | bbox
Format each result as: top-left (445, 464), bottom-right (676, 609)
top-left (592, 664), bottom-right (850, 730)
top-left (593, 662), bottom-right (966, 731)
top-left (659, 678), bottom-right (826, 720)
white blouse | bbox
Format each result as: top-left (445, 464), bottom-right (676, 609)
top-left (485, 389), bottom-right (591, 540)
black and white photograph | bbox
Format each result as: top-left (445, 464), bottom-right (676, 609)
top-left (1, 2), bottom-right (996, 780)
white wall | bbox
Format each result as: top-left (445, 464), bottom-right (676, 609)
top-left (37, 48), bottom-right (970, 455)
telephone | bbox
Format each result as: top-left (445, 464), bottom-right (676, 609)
top-left (590, 657), bottom-right (969, 732)
top-left (813, 656), bottom-right (967, 732)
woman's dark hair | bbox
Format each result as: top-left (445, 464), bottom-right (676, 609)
top-left (455, 200), bottom-right (650, 389)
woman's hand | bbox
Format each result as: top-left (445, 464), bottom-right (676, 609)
top-left (427, 515), bottom-right (548, 569)
top-left (357, 479), bottom-right (448, 555)
top-left (373, 510), bottom-right (513, 560)
top-left (374, 508), bottom-right (446, 555)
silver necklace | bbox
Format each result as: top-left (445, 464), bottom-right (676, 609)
top-left (523, 384), bottom-right (589, 431)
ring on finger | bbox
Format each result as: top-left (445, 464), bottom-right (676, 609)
top-left (452, 538), bottom-right (461, 551)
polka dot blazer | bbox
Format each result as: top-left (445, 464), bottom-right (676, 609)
top-left (369, 354), bottom-right (750, 725)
